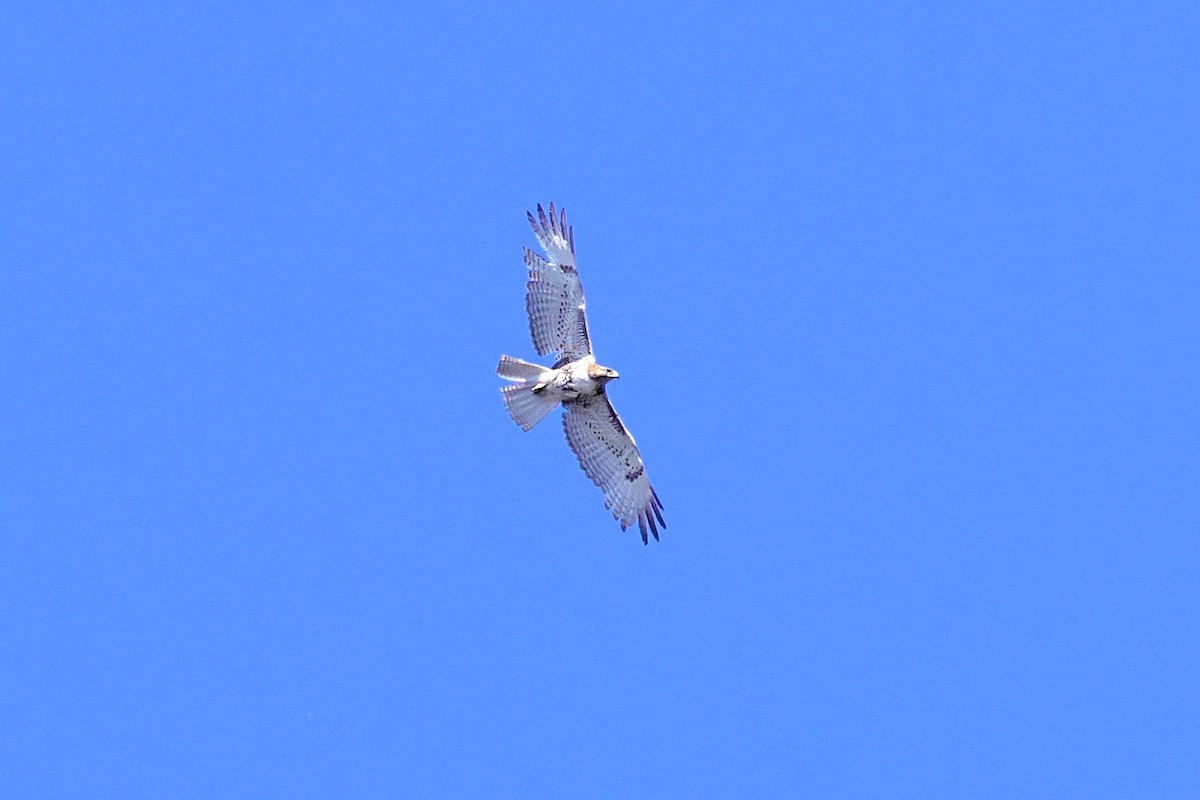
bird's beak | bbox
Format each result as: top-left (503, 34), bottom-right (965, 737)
top-left (609, 370), bottom-right (620, 380)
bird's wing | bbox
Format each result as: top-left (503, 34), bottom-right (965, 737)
top-left (562, 392), bottom-right (665, 544)
top-left (524, 202), bottom-right (592, 364)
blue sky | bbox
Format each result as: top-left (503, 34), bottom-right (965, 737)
top-left (2, 2), bottom-right (1196, 797)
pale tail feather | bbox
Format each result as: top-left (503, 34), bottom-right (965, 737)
top-left (501, 383), bottom-right (560, 431)
top-left (497, 354), bottom-right (548, 383)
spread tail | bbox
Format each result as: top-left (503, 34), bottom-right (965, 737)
top-left (497, 355), bottom-right (558, 430)
top-left (500, 382), bottom-right (560, 431)
top-left (497, 354), bottom-right (548, 383)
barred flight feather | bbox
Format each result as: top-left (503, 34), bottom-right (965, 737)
top-left (563, 394), bottom-right (666, 544)
top-left (523, 248), bottom-right (590, 361)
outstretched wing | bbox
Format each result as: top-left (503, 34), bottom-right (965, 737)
top-left (525, 202), bottom-right (592, 364)
top-left (562, 392), bottom-right (666, 544)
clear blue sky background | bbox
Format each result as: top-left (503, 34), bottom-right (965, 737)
top-left (2, 2), bottom-right (1196, 797)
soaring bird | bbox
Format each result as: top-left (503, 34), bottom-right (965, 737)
top-left (497, 203), bottom-right (666, 544)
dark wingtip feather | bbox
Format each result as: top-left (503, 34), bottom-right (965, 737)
top-left (652, 499), bottom-right (666, 530)
top-left (646, 509), bottom-right (659, 540)
top-left (548, 201), bottom-right (558, 235)
top-left (568, 225), bottom-right (575, 254)
top-left (536, 203), bottom-right (548, 233)
top-left (638, 515), bottom-right (649, 544)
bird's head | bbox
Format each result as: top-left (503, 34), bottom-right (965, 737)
top-left (589, 363), bottom-right (620, 383)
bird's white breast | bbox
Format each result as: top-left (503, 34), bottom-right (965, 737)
top-left (549, 357), bottom-right (600, 401)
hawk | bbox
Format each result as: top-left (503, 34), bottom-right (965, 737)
top-left (497, 202), bottom-right (666, 544)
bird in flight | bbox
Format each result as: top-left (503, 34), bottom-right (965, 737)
top-left (497, 203), bottom-right (666, 544)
